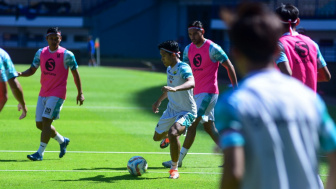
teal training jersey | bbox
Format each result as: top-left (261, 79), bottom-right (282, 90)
top-left (216, 70), bottom-right (336, 189)
top-left (0, 48), bottom-right (17, 82)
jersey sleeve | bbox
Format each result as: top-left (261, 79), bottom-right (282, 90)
top-left (317, 96), bottom-right (336, 153)
top-left (275, 41), bottom-right (288, 64)
top-left (179, 63), bottom-right (193, 80)
top-left (209, 43), bottom-right (228, 63)
top-left (182, 45), bottom-right (190, 64)
top-left (64, 50), bottom-right (78, 70)
top-left (313, 41), bottom-right (327, 69)
top-left (0, 50), bottom-right (17, 82)
top-left (215, 92), bottom-right (245, 150)
top-left (31, 49), bottom-right (42, 69)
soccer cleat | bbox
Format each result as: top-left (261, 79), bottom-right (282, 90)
top-left (162, 160), bottom-right (182, 168)
top-left (169, 169), bottom-right (180, 179)
top-left (27, 152), bottom-right (43, 161)
top-left (160, 138), bottom-right (170, 149)
top-left (59, 137), bottom-right (70, 158)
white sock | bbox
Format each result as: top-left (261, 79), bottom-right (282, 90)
top-left (179, 147), bottom-right (189, 162)
top-left (53, 133), bottom-right (64, 144)
top-left (37, 142), bottom-right (47, 156)
top-left (171, 161), bottom-right (178, 170)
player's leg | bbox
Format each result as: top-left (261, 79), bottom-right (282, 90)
top-left (203, 120), bottom-right (219, 144)
top-left (168, 122), bottom-right (186, 179)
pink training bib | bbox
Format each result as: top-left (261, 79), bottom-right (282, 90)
top-left (279, 34), bottom-right (318, 92)
top-left (188, 40), bottom-right (219, 95)
top-left (39, 46), bottom-right (69, 99)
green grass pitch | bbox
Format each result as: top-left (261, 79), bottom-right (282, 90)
top-left (0, 65), bottom-right (334, 188)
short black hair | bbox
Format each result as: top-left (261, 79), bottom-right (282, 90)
top-left (229, 3), bottom-right (282, 64)
top-left (188, 20), bottom-right (204, 29)
top-left (46, 27), bottom-right (61, 35)
top-left (158, 40), bottom-right (179, 54)
top-left (275, 4), bottom-right (299, 27)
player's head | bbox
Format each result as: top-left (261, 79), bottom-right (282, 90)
top-left (229, 3), bottom-right (282, 75)
top-left (158, 40), bottom-right (180, 67)
top-left (188, 21), bottom-right (205, 45)
top-left (46, 27), bottom-right (62, 50)
top-left (275, 4), bottom-right (300, 33)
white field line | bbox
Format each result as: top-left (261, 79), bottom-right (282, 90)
top-left (5, 105), bottom-right (150, 110)
top-left (0, 170), bottom-right (222, 175)
top-left (0, 150), bottom-right (221, 155)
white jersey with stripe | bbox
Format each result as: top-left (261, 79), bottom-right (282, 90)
top-left (216, 69), bottom-right (336, 189)
top-left (166, 62), bottom-right (196, 115)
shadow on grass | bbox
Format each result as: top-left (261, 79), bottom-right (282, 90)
top-left (56, 174), bottom-right (165, 183)
top-left (0, 159), bottom-right (29, 162)
top-left (74, 166), bottom-right (167, 171)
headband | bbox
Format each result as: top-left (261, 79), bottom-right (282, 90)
top-left (160, 48), bottom-right (180, 58)
top-left (280, 19), bottom-right (298, 36)
top-left (46, 31), bottom-right (61, 36)
top-left (188, 27), bottom-right (204, 31)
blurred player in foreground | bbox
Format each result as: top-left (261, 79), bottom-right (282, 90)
top-left (0, 48), bottom-right (27, 119)
top-left (162, 20), bottom-right (238, 168)
top-left (18, 27), bottom-right (85, 161)
top-left (275, 3), bottom-right (331, 92)
top-left (216, 3), bottom-right (336, 189)
top-left (152, 40), bottom-right (197, 179)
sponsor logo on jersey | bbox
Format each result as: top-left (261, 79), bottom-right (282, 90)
top-left (193, 54), bottom-right (202, 67)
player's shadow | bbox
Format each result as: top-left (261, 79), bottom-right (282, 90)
top-left (0, 159), bottom-right (28, 162)
top-left (74, 167), bottom-right (126, 171)
top-left (56, 174), bottom-right (164, 183)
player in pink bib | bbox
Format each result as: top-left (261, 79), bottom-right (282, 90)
top-left (18, 27), bottom-right (85, 161)
top-left (275, 4), bottom-right (331, 92)
top-left (162, 21), bottom-right (238, 168)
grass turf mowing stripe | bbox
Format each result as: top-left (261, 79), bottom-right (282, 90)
top-left (0, 170), bottom-right (222, 174)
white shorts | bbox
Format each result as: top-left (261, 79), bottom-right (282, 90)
top-left (35, 96), bottom-right (64, 122)
top-left (155, 107), bottom-right (196, 134)
top-left (194, 93), bottom-right (218, 123)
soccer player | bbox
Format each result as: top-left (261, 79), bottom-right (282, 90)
top-left (18, 27), bottom-right (85, 161)
top-left (0, 48), bottom-right (27, 119)
top-left (216, 3), bottom-right (336, 189)
top-left (275, 3), bottom-right (331, 92)
top-left (162, 20), bottom-right (238, 168)
top-left (87, 35), bottom-right (96, 67)
top-left (152, 40), bottom-right (197, 179)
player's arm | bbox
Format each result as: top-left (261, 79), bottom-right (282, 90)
top-left (71, 69), bottom-right (84, 106)
top-left (221, 146), bottom-right (244, 189)
top-left (0, 81), bottom-right (8, 112)
top-left (18, 66), bottom-right (37, 77)
top-left (326, 151), bottom-right (336, 189)
top-left (7, 77), bottom-right (27, 119)
top-left (152, 91), bottom-right (167, 113)
top-left (318, 66), bottom-right (331, 82)
top-left (220, 59), bottom-right (238, 88)
top-left (162, 77), bottom-right (195, 92)
top-left (277, 61), bottom-right (292, 76)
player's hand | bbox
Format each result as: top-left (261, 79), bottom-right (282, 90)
top-left (162, 86), bottom-right (177, 92)
top-left (77, 93), bottom-right (85, 106)
top-left (152, 101), bottom-right (161, 113)
top-left (18, 103), bottom-right (27, 120)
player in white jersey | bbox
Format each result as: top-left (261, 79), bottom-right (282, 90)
top-left (217, 3), bottom-right (336, 189)
top-left (152, 40), bottom-right (196, 179)
top-left (0, 48), bottom-right (27, 119)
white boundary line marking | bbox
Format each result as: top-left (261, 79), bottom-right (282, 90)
top-left (0, 170), bottom-right (222, 174)
top-left (0, 150), bottom-right (221, 155)
top-left (5, 105), bottom-right (150, 110)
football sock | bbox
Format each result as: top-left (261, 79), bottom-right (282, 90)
top-left (171, 161), bottom-right (178, 170)
top-left (37, 142), bottom-right (47, 156)
top-left (179, 147), bottom-right (189, 162)
top-left (53, 133), bottom-right (65, 144)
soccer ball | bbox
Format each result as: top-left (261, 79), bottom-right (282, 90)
top-left (127, 156), bottom-right (148, 176)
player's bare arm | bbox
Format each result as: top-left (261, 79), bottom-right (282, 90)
top-left (7, 77), bottom-right (27, 119)
top-left (326, 151), bottom-right (336, 189)
top-left (18, 66), bottom-right (38, 77)
top-left (152, 92), bottom-right (167, 113)
top-left (317, 66), bottom-right (331, 82)
top-left (0, 81), bottom-right (8, 112)
top-left (71, 69), bottom-right (84, 106)
top-left (162, 77), bottom-right (195, 92)
top-left (221, 146), bottom-right (244, 189)
top-left (277, 61), bottom-right (292, 76)
top-left (221, 59), bottom-right (238, 88)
